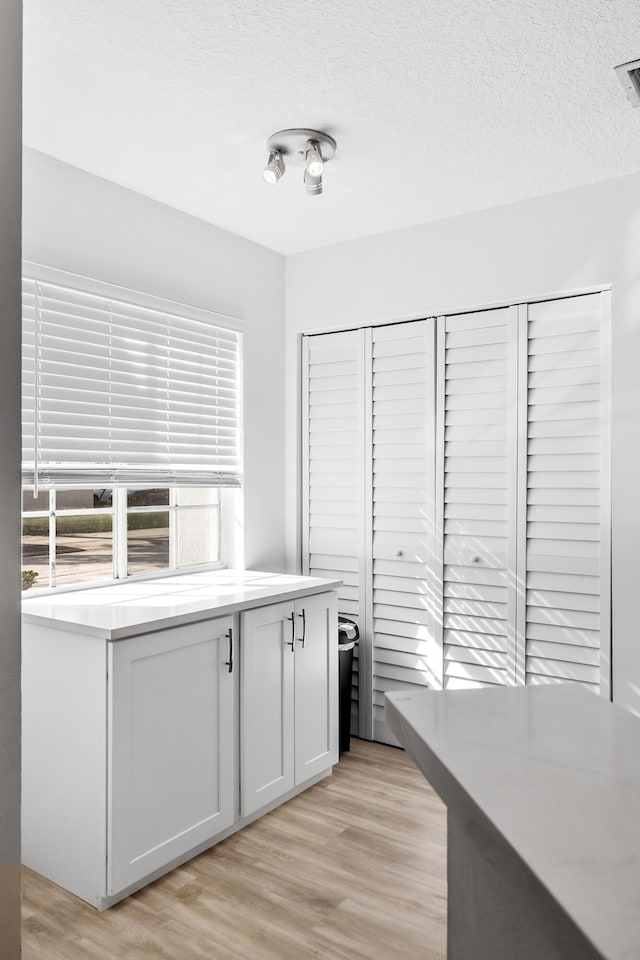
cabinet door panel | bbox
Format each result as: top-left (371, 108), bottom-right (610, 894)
top-left (240, 601), bottom-right (295, 817)
top-left (108, 617), bottom-right (235, 895)
top-left (294, 591), bottom-right (338, 782)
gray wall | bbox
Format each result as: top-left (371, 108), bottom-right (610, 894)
top-left (286, 171), bottom-right (640, 715)
top-left (0, 2), bottom-right (22, 956)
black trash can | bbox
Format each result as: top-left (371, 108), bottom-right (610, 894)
top-left (338, 616), bottom-right (359, 754)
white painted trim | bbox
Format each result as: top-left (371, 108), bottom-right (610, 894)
top-left (113, 487), bottom-right (127, 580)
top-left (301, 336), bottom-right (311, 577)
top-left (599, 289), bottom-right (612, 700)
top-left (299, 283), bottom-right (612, 338)
top-left (514, 304), bottom-right (529, 687)
top-left (361, 327), bottom-right (374, 740)
top-left (293, 332), bottom-right (304, 575)
top-left (433, 317), bottom-right (446, 690)
top-left (506, 306), bottom-right (520, 687)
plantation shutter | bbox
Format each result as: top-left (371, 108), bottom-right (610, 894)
top-left (22, 265), bottom-right (242, 488)
top-left (302, 329), bottom-right (365, 732)
top-left (370, 320), bottom-right (436, 743)
top-left (437, 308), bottom-right (518, 689)
top-left (519, 293), bottom-right (611, 694)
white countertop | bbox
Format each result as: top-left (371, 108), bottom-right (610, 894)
top-left (22, 569), bottom-right (341, 640)
top-left (385, 684), bottom-right (640, 960)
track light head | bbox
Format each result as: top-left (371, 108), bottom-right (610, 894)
top-left (304, 168), bottom-right (323, 196)
top-left (263, 128), bottom-right (336, 195)
top-left (304, 140), bottom-right (324, 178)
top-left (263, 150), bottom-right (285, 185)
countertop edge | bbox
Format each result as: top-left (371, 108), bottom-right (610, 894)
top-left (22, 576), bottom-right (342, 641)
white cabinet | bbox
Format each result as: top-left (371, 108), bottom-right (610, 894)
top-left (22, 575), bottom-right (340, 909)
top-left (108, 617), bottom-right (236, 893)
top-left (240, 591), bottom-right (338, 817)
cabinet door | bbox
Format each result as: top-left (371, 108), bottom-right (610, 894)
top-left (240, 601), bottom-right (295, 817)
top-left (108, 617), bottom-right (236, 895)
top-left (293, 591), bottom-right (339, 782)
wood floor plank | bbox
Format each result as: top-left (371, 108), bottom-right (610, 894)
top-left (22, 739), bottom-right (447, 960)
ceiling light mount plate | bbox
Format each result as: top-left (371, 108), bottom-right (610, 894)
top-left (266, 128), bottom-right (337, 165)
top-left (614, 59), bottom-right (640, 107)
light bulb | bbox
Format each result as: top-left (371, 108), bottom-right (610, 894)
top-left (304, 141), bottom-right (324, 178)
top-left (263, 150), bottom-right (285, 185)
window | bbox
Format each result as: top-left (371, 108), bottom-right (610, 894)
top-left (22, 487), bottom-right (222, 590)
top-left (21, 263), bottom-right (242, 592)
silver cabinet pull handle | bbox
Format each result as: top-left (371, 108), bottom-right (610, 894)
top-left (286, 612), bottom-right (296, 651)
top-left (297, 608), bottom-right (306, 647)
top-left (225, 628), bottom-right (233, 673)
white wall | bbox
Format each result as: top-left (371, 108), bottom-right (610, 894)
top-left (0, 2), bottom-right (22, 956)
top-left (286, 171), bottom-right (640, 715)
top-left (23, 148), bottom-right (287, 572)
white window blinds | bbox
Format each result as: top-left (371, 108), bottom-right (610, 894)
top-left (22, 264), bottom-right (242, 488)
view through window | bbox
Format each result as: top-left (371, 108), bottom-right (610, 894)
top-left (22, 487), bottom-right (221, 591)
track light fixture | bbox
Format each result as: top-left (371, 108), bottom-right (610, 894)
top-left (262, 128), bottom-right (336, 197)
top-left (263, 150), bottom-right (286, 184)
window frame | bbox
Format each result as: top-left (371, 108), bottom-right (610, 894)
top-left (22, 485), bottom-right (227, 595)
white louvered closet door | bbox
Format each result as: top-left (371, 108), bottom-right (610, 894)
top-left (302, 330), bottom-right (365, 732)
top-left (369, 320), bottom-right (436, 744)
top-left (518, 293), bottom-right (611, 694)
top-left (437, 308), bottom-right (519, 690)
top-left (302, 292), bottom-right (611, 745)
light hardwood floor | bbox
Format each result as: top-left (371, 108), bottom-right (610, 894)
top-left (22, 739), bottom-right (447, 960)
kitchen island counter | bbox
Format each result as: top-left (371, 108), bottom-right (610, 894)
top-left (386, 684), bottom-right (640, 960)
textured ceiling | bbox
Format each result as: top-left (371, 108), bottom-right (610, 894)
top-left (22, 0), bottom-right (640, 254)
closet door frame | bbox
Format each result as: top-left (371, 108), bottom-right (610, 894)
top-left (600, 289), bottom-right (612, 699)
top-left (362, 327), bottom-right (374, 740)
